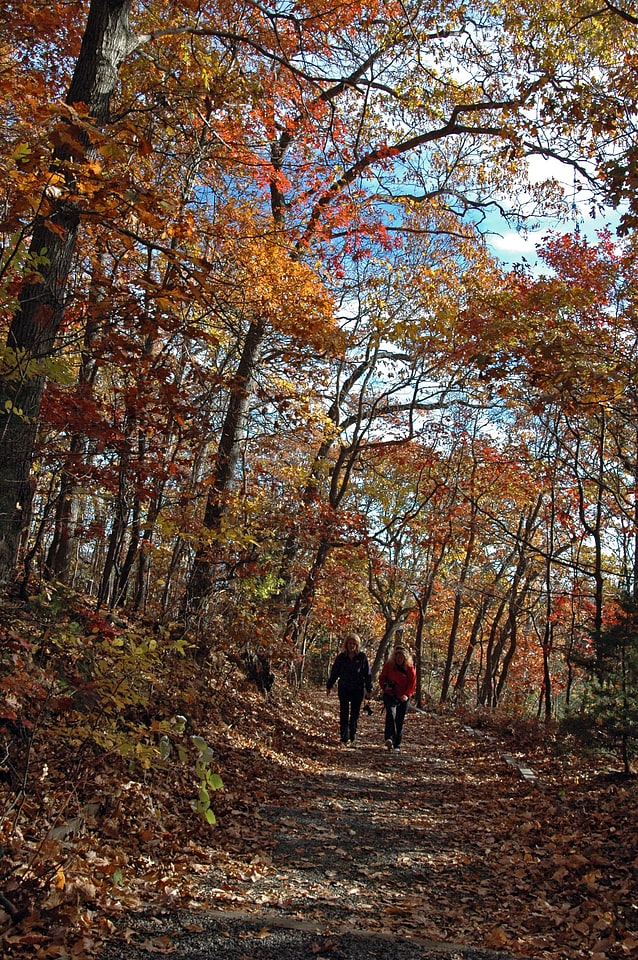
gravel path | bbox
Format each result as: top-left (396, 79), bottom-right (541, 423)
top-left (100, 700), bottom-right (536, 960)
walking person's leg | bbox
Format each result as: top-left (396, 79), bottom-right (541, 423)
top-left (394, 700), bottom-right (409, 749)
top-left (383, 694), bottom-right (397, 748)
top-left (349, 692), bottom-right (363, 742)
top-left (338, 691), bottom-right (350, 744)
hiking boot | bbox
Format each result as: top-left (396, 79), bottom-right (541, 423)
top-left (346, 740), bottom-right (356, 748)
top-left (393, 746), bottom-right (401, 752)
top-left (385, 738), bottom-right (394, 750)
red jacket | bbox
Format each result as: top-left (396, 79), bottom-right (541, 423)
top-left (379, 660), bottom-right (416, 700)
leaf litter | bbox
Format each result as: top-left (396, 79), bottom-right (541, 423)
top-left (3, 679), bottom-right (637, 960)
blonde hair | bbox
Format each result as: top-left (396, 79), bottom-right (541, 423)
top-left (342, 633), bottom-right (361, 652)
top-left (391, 645), bottom-right (413, 668)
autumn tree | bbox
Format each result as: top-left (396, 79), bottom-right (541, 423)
top-left (567, 595), bottom-right (638, 776)
top-left (2, 2), bottom-right (638, 723)
top-left (2, 0), bottom-right (633, 607)
top-left (0, 1), bottom-right (135, 584)
top-left (460, 229), bottom-right (638, 712)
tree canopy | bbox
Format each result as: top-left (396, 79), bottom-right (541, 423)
top-left (2, 3), bottom-right (638, 956)
top-left (1, 0), bottom-right (638, 730)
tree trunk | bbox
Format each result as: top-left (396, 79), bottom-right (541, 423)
top-left (44, 439), bottom-right (84, 582)
top-left (413, 598), bottom-right (426, 708)
top-left (182, 316), bottom-right (267, 623)
top-left (0, 0), bottom-right (134, 587)
top-left (283, 536), bottom-right (332, 654)
top-left (45, 266), bottom-right (102, 583)
top-left (133, 495), bottom-right (164, 612)
top-left (412, 539), bottom-right (448, 706)
top-left (370, 619), bottom-right (407, 680)
top-left (573, 412), bottom-right (606, 678)
top-left (454, 595), bottom-right (490, 698)
top-left (440, 521), bottom-right (476, 704)
top-left (633, 425), bottom-right (638, 602)
top-left (97, 435), bottom-right (132, 609)
top-left (478, 595), bottom-right (508, 706)
top-left (115, 492), bottom-right (141, 606)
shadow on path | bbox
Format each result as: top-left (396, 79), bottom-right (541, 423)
top-left (101, 701), bottom-right (536, 960)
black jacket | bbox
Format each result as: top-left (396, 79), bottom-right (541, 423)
top-left (327, 651), bottom-right (372, 696)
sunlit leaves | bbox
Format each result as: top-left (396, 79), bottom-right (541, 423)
top-left (462, 229), bottom-right (638, 410)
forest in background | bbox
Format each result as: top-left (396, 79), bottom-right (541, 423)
top-left (2, 1), bottom-right (638, 953)
top-left (2, 0), bottom-right (638, 885)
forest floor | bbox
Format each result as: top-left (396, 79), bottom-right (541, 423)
top-left (91, 684), bottom-right (637, 960)
top-left (2, 661), bottom-right (637, 960)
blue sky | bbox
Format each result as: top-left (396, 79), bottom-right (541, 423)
top-left (485, 156), bottom-right (621, 271)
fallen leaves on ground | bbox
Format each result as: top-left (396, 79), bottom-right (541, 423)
top-left (1, 670), bottom-right (636, 960)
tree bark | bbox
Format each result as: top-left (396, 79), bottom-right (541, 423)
top-left (440, 519), bottom-right (476, 704)
top-left (0, 0), bottom-right (134, 587)
top-left (182, 316), bottom-right (267, 622)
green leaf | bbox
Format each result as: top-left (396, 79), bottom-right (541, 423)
top-left (13, 142), bottom-right (31, 162)
top-left (207, 773), bottom-right (223, 791)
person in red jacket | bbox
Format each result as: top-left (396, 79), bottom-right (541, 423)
top-left (379, 645), bottom-right (416, 752)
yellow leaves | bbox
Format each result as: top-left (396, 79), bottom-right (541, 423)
top-left (230, 237), bottom-right (339, 351)
top-left (484, 925), bottom-right (511, 948)
top-left (11, 142), bottom-right (32, 164)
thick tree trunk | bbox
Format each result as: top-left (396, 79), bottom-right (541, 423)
top-left (0, 0), bottom-right (133, 587)
top-left (0, 211), bottom-right (80, 586)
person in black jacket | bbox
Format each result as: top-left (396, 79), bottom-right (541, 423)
top-left (326, 633), bottom-right (372, 747)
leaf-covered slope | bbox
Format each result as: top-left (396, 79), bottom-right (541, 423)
top-left (0, 600), bottom-right (636, 960)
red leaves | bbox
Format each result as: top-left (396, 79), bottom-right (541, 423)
top-left (1, 635), bottom-right (637, 960)
top-left (463, 228), bottom-right (634, 408)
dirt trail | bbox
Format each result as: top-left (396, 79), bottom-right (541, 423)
top-left (105, 693), bottom-right (556, 960)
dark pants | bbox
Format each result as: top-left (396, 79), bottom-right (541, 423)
top-left (383, 695), bottom-right (408, 747)
top-left (338, 688), bottom-right (364, 742)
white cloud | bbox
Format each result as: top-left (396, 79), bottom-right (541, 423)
top-left (481, 153), bottom-right (622, 268)
top-left (527, 155), bottom-right (573, 187)
top-left (489, 230), bottom-right (544, 255)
